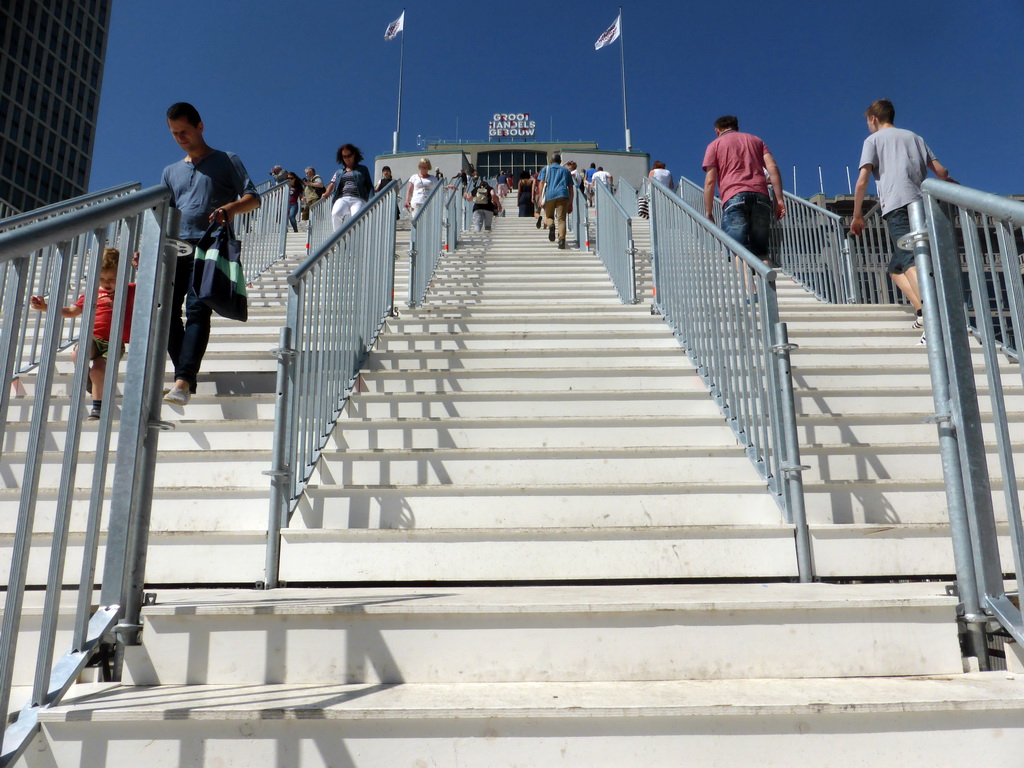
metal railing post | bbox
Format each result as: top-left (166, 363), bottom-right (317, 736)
top-left (99, 204), bottom-right (179, 654)
top-left (904, 198), bottom-right (991, 665)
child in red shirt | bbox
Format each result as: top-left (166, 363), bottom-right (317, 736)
top-left (31, 247), bottom-right (135, 420)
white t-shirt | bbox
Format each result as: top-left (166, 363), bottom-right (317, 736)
top-left (409, 174), bottom-right (436, 206)
top-left (592, 170), bottom-right (612, 186)
top-left (650, 168), bottom-right (673, 189)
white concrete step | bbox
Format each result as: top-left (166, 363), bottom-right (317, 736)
top-left (311, 445), bottom-right (760, 487)
top-left (1, 419), bottom-right (277, 454)
top-left (800, 443), bottom-right (1022, 483)
top-left (388, 314), bottom-right (669, 333)
top-left (375, 331), bottom-right (681, 351)
top-left (808, 522), bottom-right (1014, 577)
top-left (343, 390), bottom-right (721, 419)
top-left (3, 393), bottom-right (277, 422)
top-left (118, 583), bottom-right (962, 686)
top-left (294, 481), bottom-right (779, 529)
top-left (0, 486), bottom-right (270, 532)
top-left (37, 673), bottom-right (1024, 767)
top-left (0, 448), bottom-right (270, 490)
top-left (327, 414), bottom-right (748, 451)
top-left (0, 530), bottom-right (267, 587)
top-left (365, 348), bottom-right (691, 371)
top-left (352, 367), bottom-right (703, 394)
top-left (278, 526), bottom-right (798, 581)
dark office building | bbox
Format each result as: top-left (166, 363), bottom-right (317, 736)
top-left (0, 0), bottom-right (112, 214)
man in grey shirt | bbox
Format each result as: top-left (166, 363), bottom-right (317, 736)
top-left (850, 99), bottom-right (954, 342)
top-left (160, 102), bottom-right (260, 406)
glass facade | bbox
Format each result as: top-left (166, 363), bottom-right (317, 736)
top-left (476, 150), bottom-right (548, 183)
top-left (0, 0), bottom-right (111, 213)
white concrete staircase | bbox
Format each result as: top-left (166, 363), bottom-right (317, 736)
top-left (279, 216), bottom-right (791, 582)
top-left (11, 213), bottom-right (1024, 764)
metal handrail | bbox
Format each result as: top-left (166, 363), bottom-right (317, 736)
top-left (594, 180), bottom-right (637, 304)
top-left (0, 186), bottom-right (178, 765)
top-left (771, 191), bottom-right (857, 304)
top-left (676, 175), bottom-right (723, 222)
top-left (0, 183), bottom-right (141, 235)
top-left (234, 181), bottom-right (288, 283)
top-left (906, 181), bottom-right (1024, 667)
top-left (408, 180), bottom-right (445, 308)
top-left (568, 184), bottom-right (588, 251)
top-left (615, 178), bottom-right (640, 217)
top-left (846, 204), bottom-right (906, 305)
top-left (648, 177), bottom-right (811, 581)
top-left (305, 191), bottom-right (333, 257)
top-left (444, 186), bottom-right (461, 252)
top-left (1, 184), bottom-right (145, 379)
top-left (264, 181), bottom-right (398, 588)
top-left (680, 175), bottom-right (864, 305)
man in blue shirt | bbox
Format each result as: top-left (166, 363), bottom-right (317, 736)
top-left (536, 154), bottom-right (574, 249)
top-left (160, 102), bottom-right (260, 406)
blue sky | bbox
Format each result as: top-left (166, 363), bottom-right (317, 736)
top-left (90, 0), bottom-right (1024, 197)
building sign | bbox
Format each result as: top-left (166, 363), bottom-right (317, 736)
top-left (489, 113), bottom-right (536, 139)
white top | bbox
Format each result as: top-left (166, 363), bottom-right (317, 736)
top-left (650, 168), bottom-right (674, 189)
top-left (409, 174), bottom-right (436, 206)
top-left (592, 170), bottom-right (612, 186)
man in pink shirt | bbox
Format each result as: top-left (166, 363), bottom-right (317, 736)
top-left (702, 115), bottom-right (786, 260)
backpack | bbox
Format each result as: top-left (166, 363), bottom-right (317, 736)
top-left (473, 185), bottom-right (491, 205)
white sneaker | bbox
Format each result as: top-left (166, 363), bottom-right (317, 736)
top-left (163, 387), bottom-right (191, 406)
top-left (912, 316), bottom-right (924, 330)
top-left (917, 332), bottom-right (927, 346)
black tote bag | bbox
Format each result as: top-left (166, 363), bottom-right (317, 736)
top-left (191, 220), bottom-right (248, 322)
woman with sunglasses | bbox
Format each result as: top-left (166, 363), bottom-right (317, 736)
top-left (322, 144), bottom-right (373, 230)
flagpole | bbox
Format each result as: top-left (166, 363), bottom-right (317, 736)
top-left (392, 9), bottom-right (405, 155)
top-left (618, 8), bottom-right (631, 152)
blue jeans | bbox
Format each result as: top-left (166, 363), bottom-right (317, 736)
top-left (721, 192), bottom-right (772, 258)
top-left (168, 252), bottom-right (212, 393)
top-left (883, 205), bottom-right (914, 274)
top-left (287, 202), bottom-right (299, 232)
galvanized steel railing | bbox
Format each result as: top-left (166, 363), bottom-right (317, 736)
top-left (0, 187), bottom-right (179, 765)
top-left (305, 193), bottom-right (333, 257)
top-left (905, 181), bottom-right (1024, 667)
top-left (771, 191), bottom-right (857, 304)
top-left (677, 175), bottom-right (723, 222)
top-left (568, 184), bottom-right (588, 251)
top-left (594, 179), bottom-right (637, 304)
top-left (407, 179), bottom-right (445, 308)
top-left (264, 181), bottom-right (398, 588)
top-left (235, 180), bottom-right (288, 283)
top-left (680, 175), bottom-right (866, 306)
top-left (846, 204), bottom-right (906, 305)
top-left (0, 184), bottom-right (144, 379)
top-left (444, 186), bottom-right (461, 252)
top-left (648, 177), bottom-right (811, 581)
top-left (0, 183), bottom-right (140, 235)
top-left (615, 178), bottom-right (640, 217)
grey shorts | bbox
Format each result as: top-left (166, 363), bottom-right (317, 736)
top-left (883, 206), bottom-right (915, 275)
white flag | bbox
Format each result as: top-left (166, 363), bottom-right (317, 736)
top-left (385, 11), bottom-right (404, 41)
top-left (594, 14), bottom-right (620, 50)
